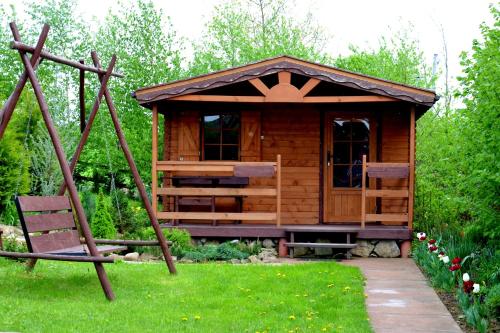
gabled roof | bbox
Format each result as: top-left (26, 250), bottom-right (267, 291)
top-left (133, 55), bottom-right (438, 108)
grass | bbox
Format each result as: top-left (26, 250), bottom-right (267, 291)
top-left (0, 259), bottom-right (371, 333)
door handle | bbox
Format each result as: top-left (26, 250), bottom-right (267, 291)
top-left (326, 151), bottom-right (332, 167)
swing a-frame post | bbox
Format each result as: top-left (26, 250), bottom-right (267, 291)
top-left (0, 22), bottom-right (176, 301)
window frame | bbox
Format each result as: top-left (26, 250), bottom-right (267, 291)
top-left (332, 117), bottom-right (371, 188)
top-left (201, 112), bottom-right (241, 161)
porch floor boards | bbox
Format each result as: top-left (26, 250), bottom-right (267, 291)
top-left (160, 223), bottom-right (411, 240)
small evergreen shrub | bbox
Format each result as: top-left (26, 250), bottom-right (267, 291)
top-left (90, 190), bottom-right (116, 239)
top-left (132, 227), bottom-right (192, 257)
top-left (182, 242), bottom-right (249, 262)
top-left (485, 284), bottom-right (500, 318)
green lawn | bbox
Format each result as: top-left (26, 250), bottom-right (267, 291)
top-left (0, 259), bottom-right (371, 333)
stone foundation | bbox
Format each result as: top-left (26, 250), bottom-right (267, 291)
top-left (349, 240), bottom-right (402, 258)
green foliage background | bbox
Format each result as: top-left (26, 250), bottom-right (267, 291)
top-left (0, 0), bottom-right (497, 244)
top-left (0, 1), bottom-right (498, 330)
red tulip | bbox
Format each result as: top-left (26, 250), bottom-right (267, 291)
top-left (463, 280), bottom-right (474, 293)
top-left (452, 257), bottom-right (461, 265)
top-left (449, 264), bottom-right (461, 271)
top-left (428, 239), bottom-right (436, 244)
top-left (429, 245), bottom-right (438, 252)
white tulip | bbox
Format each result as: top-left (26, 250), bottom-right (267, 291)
top-left (442, 256), bottom-right (450, 264)
top-left (417, 232), bottom-right (426, 239)
top-left (473, 283), bottom-right (480, 293)
top-left (463, 273), bottom-right (470, 282)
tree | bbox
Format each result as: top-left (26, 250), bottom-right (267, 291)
top-left (455, 5), bottom-right (499, 241)
top-left (91, 189), bottom-right (116, 239)
top-left (82, 0), bottom-right (183, 189)
top-left (335, 28), bottom-right (435, 89)
top-left (189, 0), bottom-right (331, 75)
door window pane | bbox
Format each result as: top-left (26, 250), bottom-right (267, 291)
top-left (332, 117), bottom-right (370, 188)
top-left (351, 118), bottom-right (370, 141)
top-left (352, 143), bottom-right (369, 164)
top-left (334, 165), bottom-right (350, 187)
top-left (334, 119), bottom-right (351, 140)
top-left (333, 143), bottom-right (350, 164)
top-left (351, 165), bottom-right (363, 188)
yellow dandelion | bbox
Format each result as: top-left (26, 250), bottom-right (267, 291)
top-left (321, 328), bottom-right (327, 332)
top-left (306, 317), bottom-right (313, 321)
top-left (289, 315), bottom-right (296, 320)
top-left (181, 316), bottom-right (188, 321)
top-left (327, 284), bottom-right (334, 288)
top-left (194, 315), bottom-right (201, 320)
top-left (364, 293), bottom-right (368, 298)
top-left (343, 286), bottom-right (351, 292)
top-left (303, 293), bottom-right (308, 297)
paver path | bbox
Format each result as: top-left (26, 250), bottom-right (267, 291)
top-left (343, 258), bottom-right (463, 333)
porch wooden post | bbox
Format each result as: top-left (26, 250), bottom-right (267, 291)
top-left (91, 53), bottom-right (176, 274)
top-left (152, 104), bottom-right (159, 214)
top-left (408, 106), bottom-right (416, 230)
top-left (361, 155), bottom-right (367, 229)
top-left (276, 154), bottom-right (281, 226)
top-left (9, 22), bottom-right (115, 301)
top-left (162, 114), bottom-right (170, 212)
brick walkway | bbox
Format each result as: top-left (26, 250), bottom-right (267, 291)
top-left (343, 258), bottom-right (463, 333)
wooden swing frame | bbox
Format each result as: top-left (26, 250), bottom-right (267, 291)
top-left (0, 22), bottom-right (176, 301)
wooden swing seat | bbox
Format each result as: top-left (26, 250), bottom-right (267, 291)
top-left (0, 196), bottom-right (126, 263)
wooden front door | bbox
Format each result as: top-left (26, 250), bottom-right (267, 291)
top-left (323, 112), bottom-right (376, 222)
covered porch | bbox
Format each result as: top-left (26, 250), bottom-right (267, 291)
top-left (133, 56), bottom-right (438, 245)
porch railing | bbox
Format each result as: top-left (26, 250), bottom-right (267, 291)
top-left (360, 155), bottom-right (411, 229)
top-left (153, 155), bottom-right (282, 226)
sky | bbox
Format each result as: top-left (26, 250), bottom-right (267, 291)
top-left (3, 0), bottom-right (495, 91)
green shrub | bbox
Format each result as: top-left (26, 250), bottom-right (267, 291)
top-left (79, 188), bottom-right (96, 225)
top-left (0, 201), bottom-right (20, 226)
top-left (215, 242), bottom-right (249, 260)
top-left (236, 241), bottom-right (261, 256)
top-left (182, 245), bottom-right (219, 262)
top-left (90, 190), bottom-right (116, 239)
top-left (162, 228), bottom-right (193, 256)
top-left (485, 284), bottom-right (500, 318)
top-left (131, 227), bottom-right (192, 257)
top-left (2, 236), bottom-right (28, 262)
top-left (110, 190), bottom-right (147, 236)
top-left (182, 242), bottom-right (249, 262)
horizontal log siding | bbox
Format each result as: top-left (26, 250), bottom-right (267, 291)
top-left (242, 106), bottom-right (319, 224)
top-left (380, 110), bottom-right (409, 224)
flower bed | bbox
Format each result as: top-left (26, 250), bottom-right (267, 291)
top-left (413, 232), bottom-right (499, 333)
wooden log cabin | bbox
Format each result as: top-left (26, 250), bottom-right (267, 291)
top-left (133, 56), bottom-right (438, 252)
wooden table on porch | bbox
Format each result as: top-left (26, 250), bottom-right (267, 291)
top-left (171, 176), bottom-right (249, 226)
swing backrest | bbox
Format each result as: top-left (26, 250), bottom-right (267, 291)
top-left (15, 196), bottom-right (81, 253)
